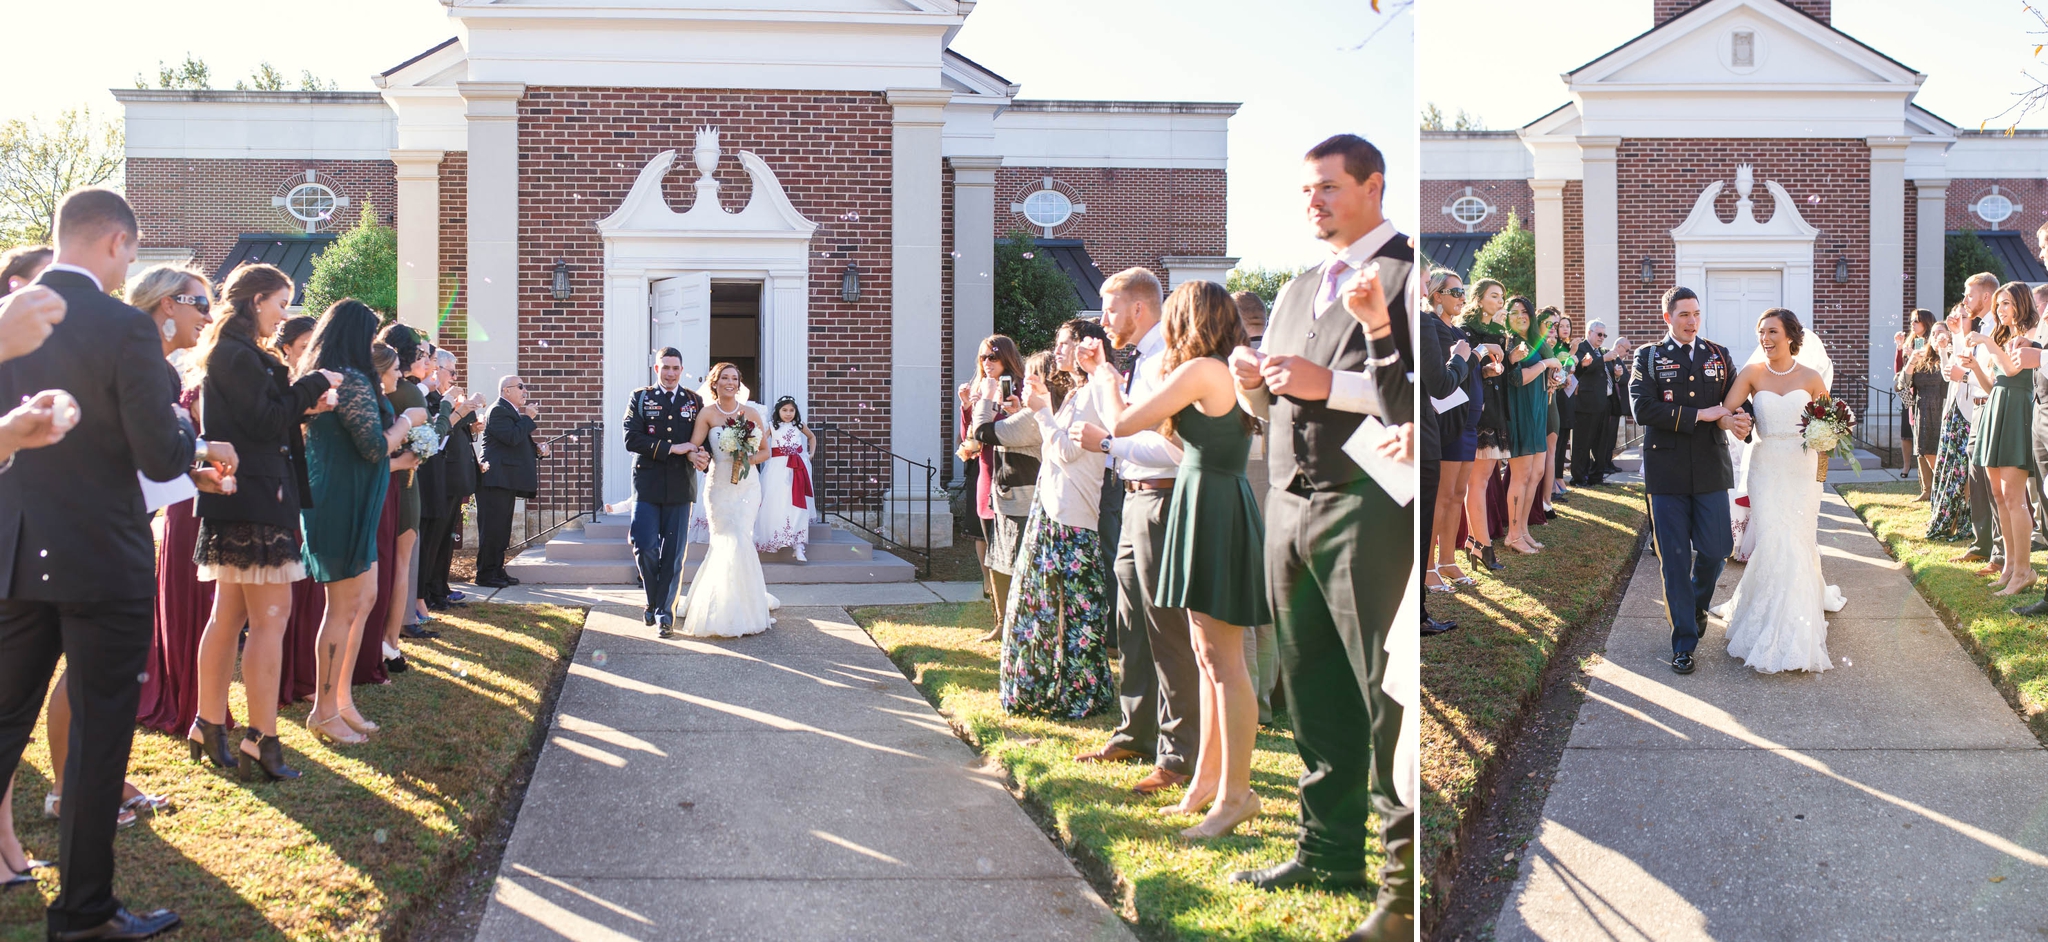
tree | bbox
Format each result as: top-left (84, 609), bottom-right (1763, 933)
top-left (135, 54), bottom-right (211, 90)
top-left (1989, 2), bottom-right (2048, 132)
top-left (1468, 210), bottom-right (1535, 301)
top-left (0, 108), bottom-right (124, 247)
top-left (1419, 101), bottom-right (1485, 131)
top-left (992, 230), bottom-right (1079, 355)
top-left (1945, 230), bottom-right (2006, 312)
top-left (299, 70), bottom-right (340, 92)
top-left (302, 204), bottom-right (397, 320)
top-left (1227, 264), bottom-right (1312, 307)
top-left (234, 63), bottom-right (341, 92)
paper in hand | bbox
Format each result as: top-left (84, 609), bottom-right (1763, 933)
top-left (1341, 415), bottom-right (1415, 506)
top-left (139, 468), bottom-right (197, 513)
top-left (1428, 387), bottom-right (1469, 415)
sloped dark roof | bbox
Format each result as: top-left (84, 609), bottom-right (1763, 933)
top-left (382, 37), bottom-right (460, 80)
top-left (1959, 230), bottom-right (2048, 283)
top-left (1419, 232), bottom-right (1496, 281)
top-left (214, 233), bottom-right (336, 306)
top-left (1000, 237), bottom-right (1106, 312)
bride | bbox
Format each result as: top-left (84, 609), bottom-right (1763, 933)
top-left (1711, 309), bottom-right (1846, 674)
top-left (673, 362), bottom-right (779, 638)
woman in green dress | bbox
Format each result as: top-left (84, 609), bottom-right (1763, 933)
top-left (1503, 297), bottom-right (1566, 555)
top-left (1963, 282), bottom-right (2042, 596)
top-left (1093, 279), bottom-right (1266, 841)
top-left (375, 323), bottom-right (451, 664)
top-left (300, 301), bottom-right (428, 745)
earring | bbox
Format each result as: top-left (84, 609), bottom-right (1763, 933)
top-left (161, 320), bottom-right (177, 341)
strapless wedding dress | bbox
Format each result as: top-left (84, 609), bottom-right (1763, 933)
top-left (1711, 389), bottom-right (1846, 673)
top-left (674, 452), bottom-right (779, 638)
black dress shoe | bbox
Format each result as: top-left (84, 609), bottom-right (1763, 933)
top-left (504, 575), bottom-right (522, 586)
top-left (657, 625), bottom-right (675, 640)
top-left (1228, 859), bottom-right (1367, 891)
top-left (1671, 651), bottom-right (1696, 674)
top-left (1421, 615), bottom-right (1458, 636)
top-left (643, 608), bottom-right (657, 627)
top-left (475, 575), bottom-right (511, 589)
top-left (385, 654), bottom-right (409, 674)
top-left (2013, 598), bottom-right (2048, 617)
top-left (49, 907), bottom-right (181, 941)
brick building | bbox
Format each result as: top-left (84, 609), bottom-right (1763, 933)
top-left (112, 0), bottom-right (1236, 516)
top-left (1421, 0), bottom-right (2048, 401)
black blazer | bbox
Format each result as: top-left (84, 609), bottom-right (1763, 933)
top-left (623, 384), bottom-right (704, 505)
top-left (443, 412), bottom-right (481, 501)
top-left (1630, 336), bottom-right (1743, 495)
top-left (418, 391), bottom-right (448, 512)
top-left (481, 398), bottom-right (541, 497)
top-left (0, 268), bottom-right (197, 600)
top-left (1570, 340), bottom-right (1609, 412)
top-left (195, 331), bottom-right (331, 529)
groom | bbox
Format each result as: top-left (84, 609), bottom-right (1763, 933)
top-left (1631, 286), bottom-right (1751, 674)
top-left (624, 348), bottom-right (711, 637)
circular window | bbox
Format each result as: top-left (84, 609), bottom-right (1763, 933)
top-left (1976, 192), bottom-right (2015, 225)
top-left (1449, 196), bottom-right (1491, 227)
top-left (285, 182), bottom-right (338, 226)
top-left (1021, 189), bottom-right (1075, 229)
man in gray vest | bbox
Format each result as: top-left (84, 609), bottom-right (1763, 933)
top-left (1226, 134), bottom-right (1413, 941)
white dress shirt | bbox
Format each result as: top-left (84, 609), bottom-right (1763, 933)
top-left (1031, 382), bottom-right (1108, 531)
top-left (1101, 321), bottom-right (1184, 481)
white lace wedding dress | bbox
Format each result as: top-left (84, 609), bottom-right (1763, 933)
top-left (675, 449), bottom-right (779, 638)
top-left (1711, 389), bottom-right (1847, 673)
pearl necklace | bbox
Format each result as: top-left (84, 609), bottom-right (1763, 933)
top-left (712, 398), bottom-right (742, 417)
top-left (1766, 358), bottom-right (1797, 376)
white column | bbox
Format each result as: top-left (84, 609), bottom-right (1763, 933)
top-left (1868, 137), bottom-right (1909, 405)
top-left (947, 155), bottom-right (1000, 481)
top-left (763, 267), bottom-right (810, 424)
top-left (1913, 179), bottom-right (1948, 318)
top-left (459, 82), bottom-right (525, 389)
top-left (1531, 179), bottom-right (1567, 311)
top-left (390, 149), bottom-right (443, 339)
top-left (599, 267), bottom-right (649, 505)
top-left (1578, 137), bottom-right (1621, 330)
top-left (887, 88), bottom-right (953, 491)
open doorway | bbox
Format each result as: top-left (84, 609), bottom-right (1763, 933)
top-left (710, 281), bottom-right (762, 391)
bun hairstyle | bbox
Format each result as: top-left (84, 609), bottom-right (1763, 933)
top-left (771, 395), bottom-right (803, 429)
top-left (1758, 308), bottom-right (1805, 355)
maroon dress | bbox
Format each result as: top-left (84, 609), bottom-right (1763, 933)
top-left (137, 496), bottom-right (217, 736)
top-left (352, 472), bottom-right (402, 687)
top-left (278, 579), bottom-right (326, 705)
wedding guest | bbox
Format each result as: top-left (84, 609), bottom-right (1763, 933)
top-left (970, 337), bottom-right (1040, 640)
top-left (1503, 297), bottom-right (1563, 554)
top-left (1233, 290), bottom-right (1268, 346)
top-left (1546, 310), bottom-right (1573, 503)
top-left (1419, 269), bottom-right (1468, 634)
top-left (758, 396), bottom-right (816, 560)
top-left (1459, 279), bottom-right (1511, 572)
top-left (1898, 310), bottom-right (1946, 500)
top-left (1598, 334), bottom-right (1633, 476)
top-left (477, 374), bottom-right (545, 588)
top-left (272, 315), bottom-right (329, 704)
top-left (425, 349), bottom-right (484, 608)
top-left (624, 347), bottom-right (707, 632)
top-left (1093, 280), bottom-right (1265, 838)
top-left (1069, 268), bottom-right (1204, 799)
top-left (1962, 281), bottom-right (2041, 596)
top-left (411, 343), bottom-right (448, 632)
top-left (361, 343), bottom-right (425, 676)
top-left (1571, 319), bottom-right (1613, 486)
top-left (1925, 309), bottom-right (1975, 539)
top-left (0, 188), bottom-right (196, 941)
top-left (376, 324), bottom-right (448, 663)
top-left (0, 248), bottom-right (66, 369)
top-left (301, 303), bottom-right (424, 745)
top-left (1949, 275), bottom-right (2002, 562)
top-left (189, 263), bottom-right (338, 779)
top-left (1002, 324), bottom-right (1115, 719)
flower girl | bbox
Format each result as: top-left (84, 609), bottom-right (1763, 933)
top-left (756, 396), bottom-right (818, 560)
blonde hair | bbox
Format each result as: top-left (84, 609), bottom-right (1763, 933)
top-left (1101, 267), bottom-right (1163, 310)
top-left (125, 264), bottom-right (207, 320)
top-left (1966, 271), bottom-right (2002, 294)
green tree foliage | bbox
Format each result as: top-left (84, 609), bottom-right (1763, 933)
top-left (136, 54), bottom-right (212, 90)
top-left (992, 230), bottom-right (1079, 355)
top-left (302, 204), bottom-right (397, 320)
top-left (1419, 101), bottom-right (1486, 131)
top-left (1226, 264), bottom-right (1312, 307)
top-left (0, 108), bottom-right (124, 247)
top-left (1945, 230), bottom-right (2006, 312)
top-left (234, 63), bottom-right (341, 92)
top-left (1468, 210), bottom-right (1535, 302)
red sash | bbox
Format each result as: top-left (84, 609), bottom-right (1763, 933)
top-left (772, 445), bottom-right (812, 509)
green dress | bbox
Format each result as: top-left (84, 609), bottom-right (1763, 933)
top-left (1971, 344), bottom-right (2036, 472)
top-left (1505, 352), bottom-right (1550, 457)
top-left (384, 380), bottom-right (451, 533)
top-left (1154, 392), bottom-right (1269, 627)
top-left (301, 371), bottom-right (392, 583)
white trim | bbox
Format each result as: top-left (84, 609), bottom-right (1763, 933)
top-left (992, 104), bottom-right (1232, 170)
top-left (113, 89), bottom-right (395, 161)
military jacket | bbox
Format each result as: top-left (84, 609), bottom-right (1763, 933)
top-left (1630, 335), bottom-right (1742, 495)
top-left (624, 383), bottom-right (705, 505)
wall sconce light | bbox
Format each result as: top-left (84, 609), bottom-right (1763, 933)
top-left (1639, 255), bottom-right (1655, 285)
top-left (841, 262), bottom-right (862, 303)
top-left (1833, 253), bottom-right (1850, 284)
top-left (551, 259), bottom-right (572, 301)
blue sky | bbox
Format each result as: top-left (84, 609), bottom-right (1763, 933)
top-left (1418, 0), bottom-right (2048, 132)
top-left (0, 0), bottom-right (1413, 270)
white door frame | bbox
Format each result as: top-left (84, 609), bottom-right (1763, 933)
top-left (1702, 268), bottom-right (1785, 367)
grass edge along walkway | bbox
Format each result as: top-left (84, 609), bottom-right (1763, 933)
top-left (1419, 482), bottom-right (1646, 926)
top-left (1837, 481), bottom-right (2048, 742)
top-left (850, 600), bottom-right (1373, 942)
top-left (0, 601), bottom-right (585, 942)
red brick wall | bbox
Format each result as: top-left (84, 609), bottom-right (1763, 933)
top-left (514, 87), bottom-right (894, 445)
top-left (1421, 179), bottom-right (1535, 235)
top-left (1656, 0), bottom-right (1827, 26)
top-left (1614, 138), bottom-right (1874, 391)
top-left (1946, 179), bottom-right (2048, 235)
top-left (127, 157), bottom-right (396, 281)
top-left (437, 151), bottom-right (469, 379)
top-left (994, 167), bottom-right (1226, 279)
top-left (1563, 181), bottom-right (1585, 324)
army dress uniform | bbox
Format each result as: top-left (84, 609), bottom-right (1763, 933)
top-left (623, 382), bottom-right (706, 628)
top-left (1630, 334), bottom-right (1745, 661)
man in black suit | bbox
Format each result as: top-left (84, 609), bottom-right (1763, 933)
top-left (624, 347), bottom-right (710, 636)
top-left (1570, 319), bottom-right (1613, 485)
top-left (419, 348), bottom-right (484, 611)
top-left (476, 374), bottom-right (546, 589)
top-left (0, 189), bottom-right (199, 941)
top-left (1632, 286), bottom-right (1751, 675)
top-left (1226, 134), bottom-right (1413, 942)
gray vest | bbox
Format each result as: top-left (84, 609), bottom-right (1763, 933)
top-left (1263, 239), bottom-right (1412, 492)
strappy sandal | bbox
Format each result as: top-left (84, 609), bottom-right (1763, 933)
top-left (1439, 563), bottom-right (1477, 586)
top-left (1425, 568), bottom-right (1454, 594)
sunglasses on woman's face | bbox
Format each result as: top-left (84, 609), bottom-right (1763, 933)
top-left (1439, 286), bottom-right (1465, 298)
top-left (979, 353), bottom-right (1000, 361)
top-left (174, 294), bottom-right (211, 314)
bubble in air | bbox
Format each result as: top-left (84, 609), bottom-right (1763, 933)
top-left (1807, 195), bottom-right (1821, 204)
top-left (976, 857), bottom-right (993, 874)
top-left (373, 829), bottom-right (388, 844)
top-left (137, 672), bottom-right (149, 684)
top-left (454, 659), bottom-right (469, 679)
top-left (1021, 252), bottom-right (1034, 259)
top-left (949, 251), bottom-right (961, 258)
top-left (592, 649), bottom-right (609, 667)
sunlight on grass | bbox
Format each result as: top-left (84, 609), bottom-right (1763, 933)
top-left (0, 602), bottom-right (583, 942)
top-left (852, 601), bottom-right (1373, 941)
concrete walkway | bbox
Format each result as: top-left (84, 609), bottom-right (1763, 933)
top-left (1495, 487), bottom-right (2048, 940)
top-left (450, 580), bottom-right (987, 610)
top-left (474, 602), bottom-right (1132, 941)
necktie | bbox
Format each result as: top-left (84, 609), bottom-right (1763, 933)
top-left (1119, 346), bottom-right (1139, 394)
top-left (1317, 259), bottom-right (1352, 315)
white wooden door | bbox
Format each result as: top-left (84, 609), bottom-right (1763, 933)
top-left (1704, 270), bottom-right (1782, 369)
top-left (649, 273), bottom-right (711, 387)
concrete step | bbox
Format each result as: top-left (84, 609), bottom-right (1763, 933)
top-left (683, 527), bottom-right (872, 564)
top-left (682, 549), bottom-right (918, 585)
top-left (544, 531), bottom-right (636, 562)
top-left (503, 549), bottom-right (638, 585)
top-left (583, 513), bottom-right (833, 544)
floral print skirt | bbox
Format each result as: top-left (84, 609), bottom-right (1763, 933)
top-left (1925, 403), bottom-right (1974, 542)
top-left (999, 505), bottom-right (1114, 720)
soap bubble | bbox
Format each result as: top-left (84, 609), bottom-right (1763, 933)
top-left (592, 649), bottom-right (609, 667)
top-left (454, 660), bottom-right (469, 679)
top-left (373, 829), bottom-right (388, 844)
top-left (976, 857), bottom-right (993, 874)
top-left (1021, 252), bottom-right (1034, 260)
top-left (137, 672), bottom-right (149, 684)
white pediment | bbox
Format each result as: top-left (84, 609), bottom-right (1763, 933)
top-left (1670, 166), bottom-right (1819, 243)
top-left (598, 130), bottom-right (820, 240)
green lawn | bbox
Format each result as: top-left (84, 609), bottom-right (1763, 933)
top-left (1837, 481), bottom-right (2048, 735)
top-left (0, 602), bottom-right (584, 941)
top-left (1420, 482), bottom-right (1646, 914)
top-left (850, 601), bottom-right (1372, 941)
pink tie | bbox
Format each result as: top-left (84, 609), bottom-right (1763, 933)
top-left (1317, 259), bottom-right (1351, 315)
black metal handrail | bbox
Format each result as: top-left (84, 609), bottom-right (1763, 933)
top-left (811, 422), bottom-right (934, 577)
top-left (511, 421), bottom-right (603, 554)
top-left (1856, 383), bottom-right (1905, 469)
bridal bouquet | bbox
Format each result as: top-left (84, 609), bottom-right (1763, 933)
top-left (716, 416), bottom-right (762, 484)
top-left (1797, 395), bottom-right (1858, 481)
